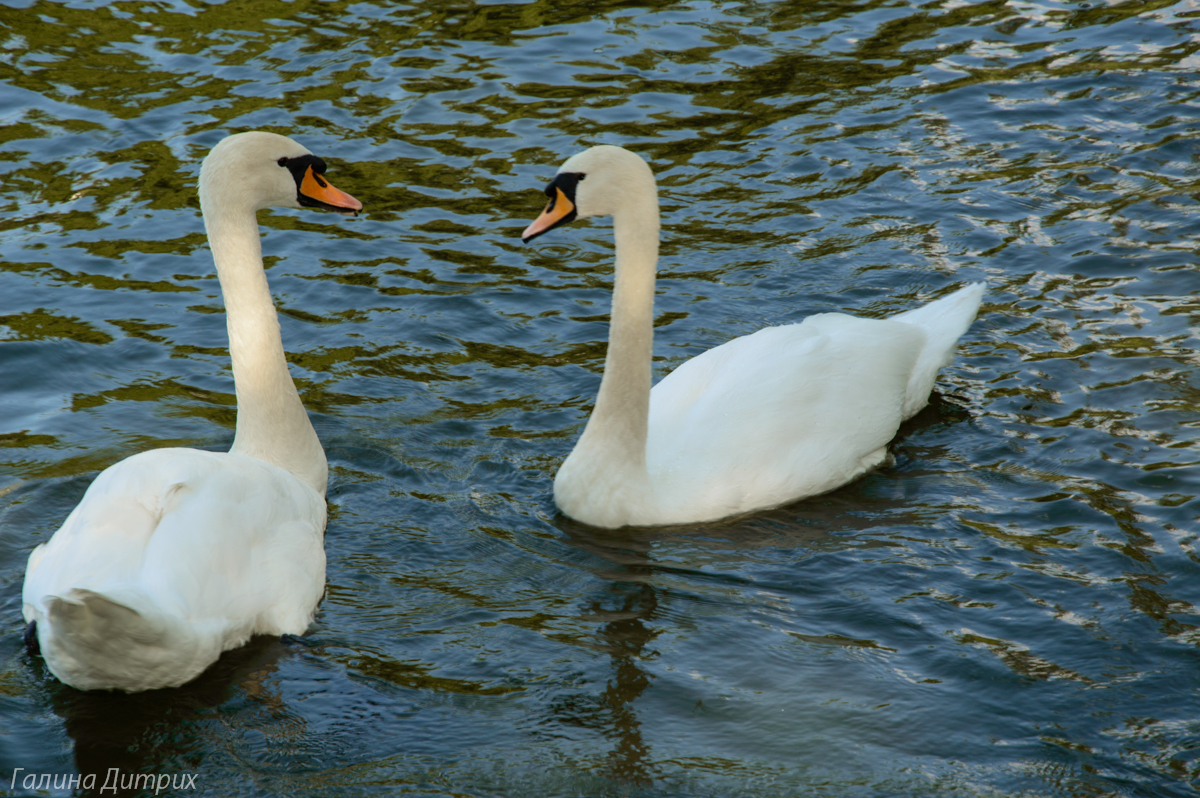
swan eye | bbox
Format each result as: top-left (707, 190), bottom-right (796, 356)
top-left (544, 172), bottom-right (585, 203)
top-left (277, 157), bottom-right (289, 167)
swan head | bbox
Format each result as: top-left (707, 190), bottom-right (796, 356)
top-left (199, 131), bottom-right (362, 216)
top-left (522, 145), bottom-right (657, 243)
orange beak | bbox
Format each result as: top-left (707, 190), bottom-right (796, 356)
top-left (300, 166), bottom-right (362, 214)
top-left (522, 187), bottom-right (575, 243)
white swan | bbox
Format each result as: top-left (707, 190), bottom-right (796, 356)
top-left (21, 131), bottom-right (362, 692)
top-left (522, 145), bottom-right (984, 529)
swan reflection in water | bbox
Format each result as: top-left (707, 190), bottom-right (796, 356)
top-left (552, 520), bottom-right (663, 786)
top-left (546, 428), bottom-right (971, 789)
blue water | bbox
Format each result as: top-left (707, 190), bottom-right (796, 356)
top-left (1, 0), bottom-right (1200, 795)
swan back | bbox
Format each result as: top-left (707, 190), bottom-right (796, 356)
top-left (24, 448), bottom-right (325, 691)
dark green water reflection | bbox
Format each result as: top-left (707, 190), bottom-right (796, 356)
top-left (2, 0), bottom-right (1200, 795)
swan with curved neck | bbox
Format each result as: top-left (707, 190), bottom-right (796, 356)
top-left (523, 145), bottom-right (983, 529)
top-left (21, 131), bottom-right (362, 691)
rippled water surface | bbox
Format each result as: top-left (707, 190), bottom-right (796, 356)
top-left (1, 0), bottom-right (1199, 795)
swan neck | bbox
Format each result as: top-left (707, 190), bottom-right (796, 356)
top-left (582, 210), bottom-right (659, 472)
top-left (202, 203), bottom-right (327, 496)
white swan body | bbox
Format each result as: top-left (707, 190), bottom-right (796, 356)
top-left (522, 145), bottom-right (983, 529)
top-left (21, 131), bottom-right (362, 691)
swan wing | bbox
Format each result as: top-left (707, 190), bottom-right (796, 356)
top-left (646, 313), bottom-right (926, 522)
top-left (22, 447), bottom-right (325, 690)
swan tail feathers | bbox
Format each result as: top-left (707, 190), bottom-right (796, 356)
top-left (35, 589), bottom-right (196, 691)
top-left (46, 589), bottom-right (153, 641)
top-left (891, 282), bottom-right (985, 419)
